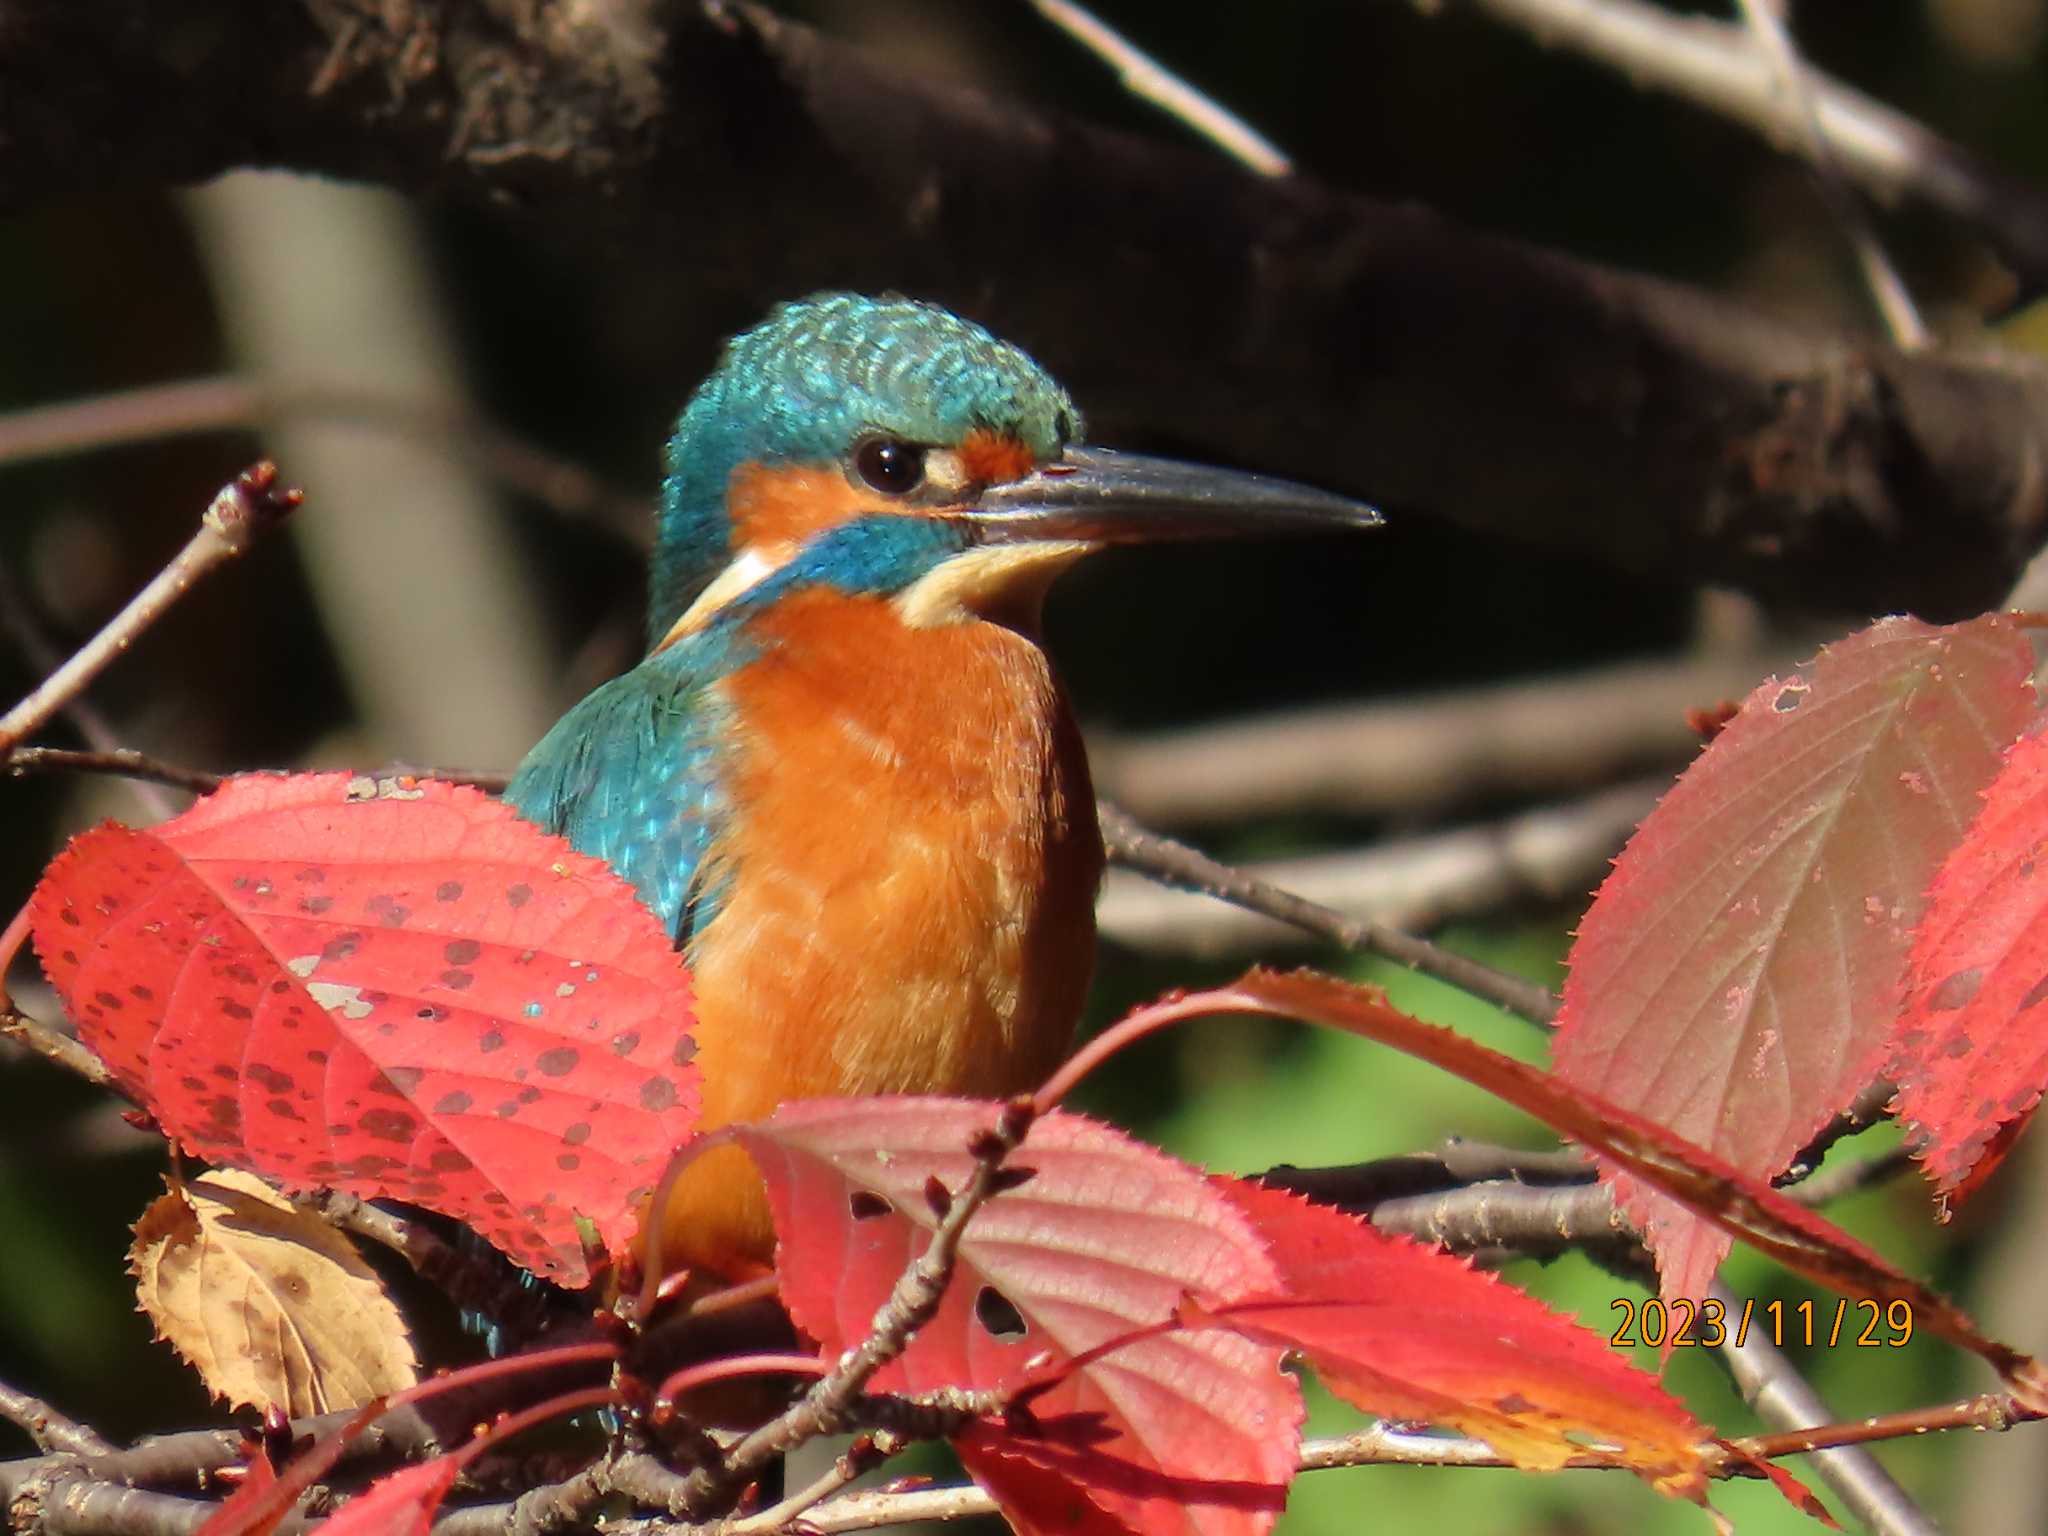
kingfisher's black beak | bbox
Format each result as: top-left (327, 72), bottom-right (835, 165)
top-left (964, 445), bottom-right (1380, 544)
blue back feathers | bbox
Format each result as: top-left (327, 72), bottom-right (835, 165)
top-left (650, 293), bottom-right (1080, 646)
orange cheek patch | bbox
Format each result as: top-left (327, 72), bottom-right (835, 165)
top-left (959, 429), bottom-right (1037, 486)
top-left (728, 462), bottom-right (891, 547)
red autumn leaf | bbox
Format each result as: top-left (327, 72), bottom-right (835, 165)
top-left (1892, 724), bottom-right (2048, 1203)
top-left (1207, 1178), bottom-right (1711, 1502)
top-left (736, 1098), bottom-right (1302, 1536)
top-left (31, 772), bottom-right (699, 1285)
top-left (1552, 616), bottom-right (2035, 1304)
top-left (1165, 969), bottom-right (2046, 1402)
top-left (198, 1401), bottom-right (384, 1536)
top-left (1721, 1444), bottom-right (1842, 1529)
top-left (312, 1456), bottom-right (461, 1535)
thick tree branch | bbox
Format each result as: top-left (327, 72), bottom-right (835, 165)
top-left (1091, 650), bottom-right (1773, 824)
top-left (6, 2), bottom-right (2048, 614)
top-left (0, 1383), bottom-right (111, 1459)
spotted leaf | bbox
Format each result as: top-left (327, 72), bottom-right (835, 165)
top-left (32, 772), bottom-right (699, 1285)
top-left (1892, 724), bottom-right (2048, 1203)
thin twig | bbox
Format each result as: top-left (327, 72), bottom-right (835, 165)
top-left (1712, 1276), bottom-right (1947, 1536)
top-left (0, 1008), bottom-right (110, 1087)
top-left (0, 1379), bottom-right (112, 1457)
top-left (0, 900), bottom-right (112, 1088)
top-left (1100, 804), bottom-right (1561, 1025)
top-left (1098, 778), bottom-right (1658, 954)
top-left (0, 463), bottom-right (299, 756)
top-left (1731, 0), bottom-right (1929, 347)
top-left (1269, 1132), bottom-right (1905, 1261)
top-left (0, 374), bottom-right (648, 546)
top-left (1787, 1143), bottom-right (1911, 1207)
top-left (1783, 1077), bottom-right (1899, 1180)
top-left (1027, 0), bottom-right (1291, 175)
top-left (720, 1432), bottom-right (902, 1536)
top-left (0, 565), bottom-right (175, 820)
top-left (3, 747), bottom-right (225, 795)
top-left (1722, 1389), bottom-right (2041, 1466)
top-left (1409, 0), bottom-right (2048, 286)
top-left (3, 747), bottom-right (510, 797)
top-left (1262, 1139), bottom-right (1593, 1208)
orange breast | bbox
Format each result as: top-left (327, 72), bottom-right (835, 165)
top-left (653, 589), bottom-right (1102, 1279)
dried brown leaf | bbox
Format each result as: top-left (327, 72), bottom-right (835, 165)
top-left (130, 1169), bottom-right (417, 1415)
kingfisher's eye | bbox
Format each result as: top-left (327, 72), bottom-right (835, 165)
top-left (853, 436), bottom-right (927, 496)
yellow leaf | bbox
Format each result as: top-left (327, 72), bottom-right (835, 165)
top-left (130, 1169), bottom-right (417, 1415)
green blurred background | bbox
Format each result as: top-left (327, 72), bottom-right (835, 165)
top-left (6, 2), bottom-right (2048, 1531)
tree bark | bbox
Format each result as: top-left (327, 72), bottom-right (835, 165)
top-left (7, 0), bottom-right (2048, 616)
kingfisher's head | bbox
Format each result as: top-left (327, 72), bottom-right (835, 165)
top-left (649, 293), bottom-right (1375, 649)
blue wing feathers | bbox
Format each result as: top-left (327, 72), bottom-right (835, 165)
top-left (502, 639), bottom-right (733, 945)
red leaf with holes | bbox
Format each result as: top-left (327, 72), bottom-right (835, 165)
top-left (737, 1099), bottom-right (1301, 1536)
top-left (1551, 616), bottom-right (2034, 1304)
top-left (1892, 725), bottom-right (2048, 1203)
top-left (31, 772), bottom-right (699, 1284)
top-left (313, 1456), bottom-right (462, 1535)
top-left (1208, 1179), bottom-right (1711, 1501)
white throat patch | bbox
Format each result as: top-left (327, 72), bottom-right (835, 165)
top-left (657, 543), bottom-right (793, 651)
top-left (893, 540), bottom-right (1095, 630)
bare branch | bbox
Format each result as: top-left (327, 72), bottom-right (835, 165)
top-left (1099, 779), bottom-right (1658, 954)
top-left (0, 565), bottom-right (176, 822)
top-left (3, 748), bottom-right (508, 797)
top-left (0, 1006), bottom-right (111, 1089)
top-left (721, 1432), bottom-right (903, 1535)
top-left (1416, 0), bottom-right (2048, 286)
top-left (1101, 804), bottom-right (1562, 1025)
top-left (1783, 1077), bottom-right (1900, 1180)
top-left (1712, 1278), bottom-right (1943, 1536)
top-left (1730, 0), bottom-right (1928, 348)
top-left (0, 375), bottom-right (648, 544)
top-left (1370, 1179), bottom-right (1630, 1268)
top-left (4, 748), bottom-right (225, 796)
top-left (0, 463), bottom-right (299, 757)
top-left (1274, 1133), bottom-right (1910, 1261)
top-left (0, 1381), bottom-right (112, 1458)
top-left (1090, 651), bottom-right (1772, 825)
top-left (12, 1473), bottom-right (220, 1536)
top-left (5, 3), bottom-right (2048, 613)
top-left (1026, 0), bottom-right (1291, 175)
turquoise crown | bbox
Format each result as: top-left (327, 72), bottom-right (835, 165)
top-left (649, 294), bottom-right (1080, 645)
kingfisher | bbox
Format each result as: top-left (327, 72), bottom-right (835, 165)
top-left (504, 294), bottom-right (1376, 1284)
